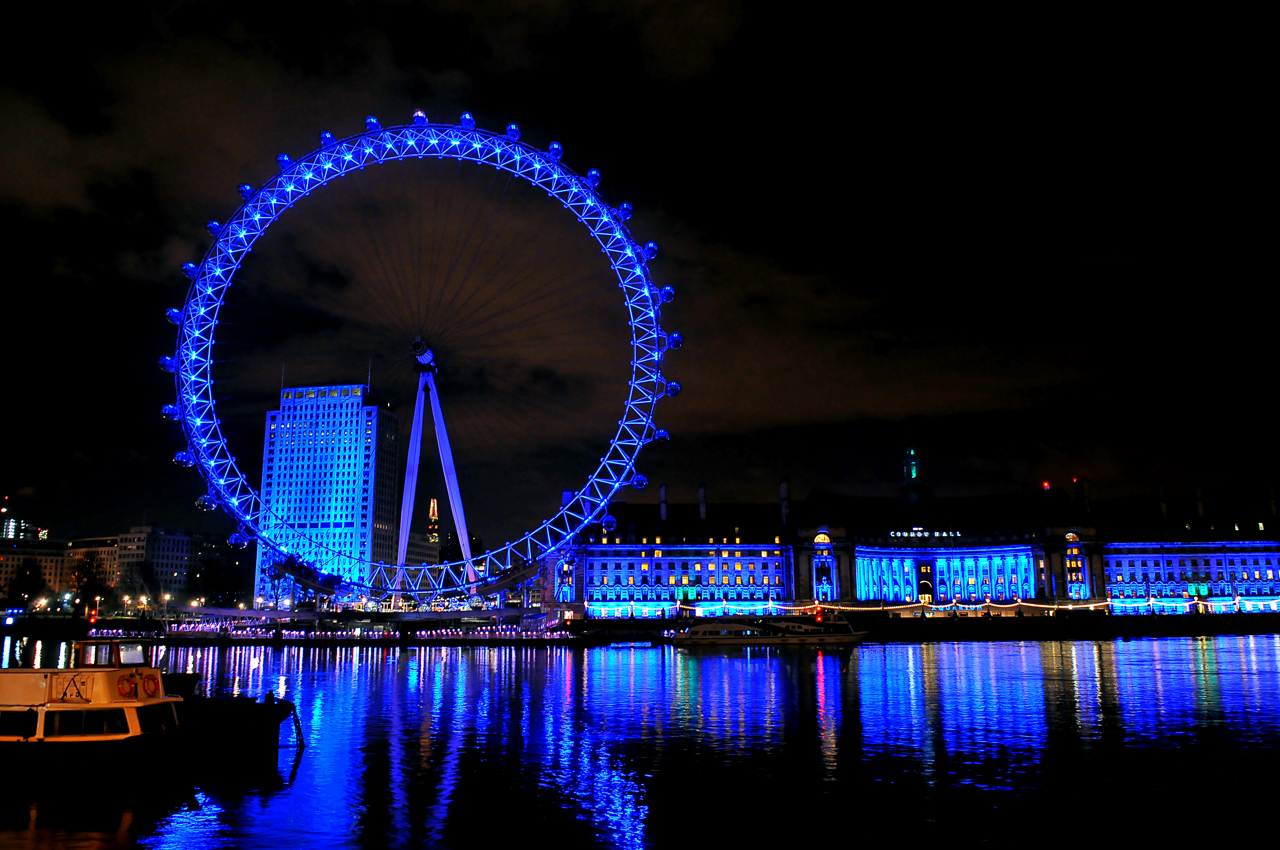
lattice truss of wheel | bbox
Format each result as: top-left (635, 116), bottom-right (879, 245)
top-left (160, 111), bottom-right (683, 599)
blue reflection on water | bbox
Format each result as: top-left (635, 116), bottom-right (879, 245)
top-left (14, 637), bottom-right (1280, 848)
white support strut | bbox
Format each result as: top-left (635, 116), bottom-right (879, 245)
top-left (395, 372), bottom-right (430, 570)
top-left (397, 346), bottom-right (478, 585)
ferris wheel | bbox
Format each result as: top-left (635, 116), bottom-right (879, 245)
top-left (159, 110), bottom-right (683, 601)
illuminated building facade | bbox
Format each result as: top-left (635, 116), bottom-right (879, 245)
top-left (255, 384), bottom-right (400, 598)
top-left (856, 544), bottom-right (1037, 604)
top-left (555, 494), bottom-right (794, 617)
top-left (1103, 541), bottom-right (1280, 614)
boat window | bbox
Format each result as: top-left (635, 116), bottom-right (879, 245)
top-left (137, 703), bottom-right (179, 735)
top-left (45, 708), bottom-right (129, 737)
top-left (0, 709), bottom-right (38, 738)
top-left (80, 644), bottom-right (116, 667)
top-left (118, 644), bottom-right (148, 666)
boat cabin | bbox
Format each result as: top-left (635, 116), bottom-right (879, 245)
top-left (0, 640), bottom-right (179, 746)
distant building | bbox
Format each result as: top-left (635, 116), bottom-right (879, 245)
top-left (117, 527), bottom-right (195, 600)
top-left (405, 531), bottom-right (440, 566)
top-left (2, 515), bottom-right (49, 542)
top-left (255, 384), bottom-right (400, 600)
top-left (65, 536), bottom-right (120, 589)
top-left (0, 541), bottom-right (68, 600)
top-left (552, 484), bottom-right (793, 618)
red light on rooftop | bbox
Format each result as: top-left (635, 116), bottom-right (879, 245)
top-left (1042, 481), bottom-right (1051, 491)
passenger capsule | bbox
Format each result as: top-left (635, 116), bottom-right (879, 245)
top-left (173, 451), bottom-right (195, 468)
top-left (228, 532), bottom-right (250, 549)
top-left (460, 112), bottom-right (476, 130)
top-left (206, 221), bottom-right (221, 236)
top-left (618, 202), bottom-right (633, 222)
top-left (182, 262), bottom-right (198, 279)
top-left (365, 116), bottom-right (381, 131)
top-left (660, 285), bottom-right (675, 304)
top-left (161, 404), bottom-right (181, 420)
top-left (665, 380), bottom-right (682, 398)
top-left (276, 153), bottom-right (292, 169)
top-left (238, 183), bottom-right (254, 200)
top-left (653, 428), bottom-right (671, 442)
top-left (165, 307), bottom-right (183, 325)
top-left (666, 331), bottom-right (684, 350)
top-left (158, 356), bottom-right (177, 373)
top-left (642, 241), bottom-right (659, 261)
top-left (506, 123), bottom-right (520, 140)
top-left (602, 514), bottom-right (618, 532)
top-left (586, 169), bottom-right (601, 188)
top-left (195, 495), bottom-right (218, 511)
top-left (631, 474), bottom-right (649, 489)
top-left (319, 131), bottom-right (336, 147)
top-left (413, 109), bottom-right (428, 125)
top-left (548, 142), bottom-right (564, 161)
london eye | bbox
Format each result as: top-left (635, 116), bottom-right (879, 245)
top-left (160, 110), bottom-right (682, 603)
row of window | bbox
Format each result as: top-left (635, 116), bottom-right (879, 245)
top-left (588, 575), bottom-right (779, 586)
top-left (1110, 570), bottom-right (1276, 582)
top-left (586, 561), bottom-right (780, 571)
top-left (1111, 557), bottom-right (1277, 568)
top-left (280, 387), bottom-right (365, 399)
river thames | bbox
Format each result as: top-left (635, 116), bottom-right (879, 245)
top-left (4, 637), bottom-right (1280, 847)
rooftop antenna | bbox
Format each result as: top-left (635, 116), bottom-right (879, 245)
top-left (367, 358), bottom-right (372, 390)
top-left (280, 364), bottom-right (285, 392)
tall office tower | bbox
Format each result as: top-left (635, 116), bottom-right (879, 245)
top-left (255, 384), bottom-right (399, 599)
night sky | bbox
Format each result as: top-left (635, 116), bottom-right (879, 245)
top-left (0, 3), bottom-right (1264, 544)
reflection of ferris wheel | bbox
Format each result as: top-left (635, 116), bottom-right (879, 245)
top-left (159, 110), bottom-right (683, 600)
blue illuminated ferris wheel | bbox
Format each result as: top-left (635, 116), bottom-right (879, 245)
top-left (160, 110), bottom-right (683, 600)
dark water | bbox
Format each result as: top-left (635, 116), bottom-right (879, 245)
top-left (4, 637), bottom-right (1280, 847)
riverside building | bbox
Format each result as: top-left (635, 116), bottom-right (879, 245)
top-left (1103, 540), bottom-right (1280, 613)
top-left (551, 488), bottom-right (792, 618)
top-left (255, 385), bottom-right (400, 598)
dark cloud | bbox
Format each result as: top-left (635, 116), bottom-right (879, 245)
top-left (0, 4), bottom-right (1262, 544)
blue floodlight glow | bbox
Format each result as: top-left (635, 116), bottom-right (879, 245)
top-left (857, 544), bottom-right (1036, 603)
top-left (1102, 541), bottom-right (1280, 614)
top-left (167, 113), bottom-right (677, 599)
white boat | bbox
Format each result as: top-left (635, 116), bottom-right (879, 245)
top-left (0, 639), bottom-right (180, 756)
top-left (673, 616), bottom-right (869, 646)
